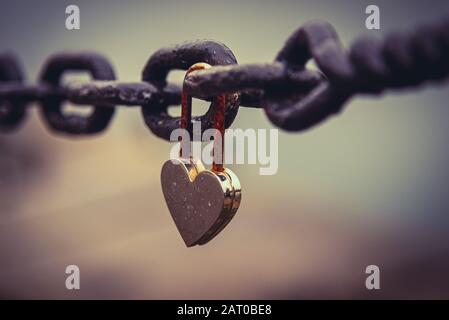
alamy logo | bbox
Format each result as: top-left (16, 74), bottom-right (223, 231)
top-left (65, 5), bottom-right (80, 30)
top-left (169, 121), bottom-right (279, 175)
top-left (365, 5), bottom-right (380, 30)
top-left (365, 265), bottom-right (380, 290)
top-left (65, 265), bottom-right (80, 290)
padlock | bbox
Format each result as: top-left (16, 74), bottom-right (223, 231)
top-left (160, 62), bottom-right (241, 247)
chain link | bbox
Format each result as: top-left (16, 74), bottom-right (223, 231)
top-left (1, 17), bottom-right (448, 138)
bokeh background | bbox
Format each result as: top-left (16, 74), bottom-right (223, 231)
top-left (1, 0), bottom-right (449, 299)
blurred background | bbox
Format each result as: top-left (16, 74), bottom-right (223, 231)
top-left (1, 0), bottom-right (449, 299)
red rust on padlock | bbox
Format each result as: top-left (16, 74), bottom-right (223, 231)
top-left (160, 62), bottom-right (241, 247)
top-left (180, 62), bottom-right (225, 172)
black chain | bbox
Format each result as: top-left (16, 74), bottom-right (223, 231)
top-left (1, 17), bottom-right (448, 139)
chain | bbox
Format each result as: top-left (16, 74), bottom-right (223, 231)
top-left (1, 17), bottom-right (448, 139)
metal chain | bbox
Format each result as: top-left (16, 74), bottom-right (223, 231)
top-left (1, 17), bottom-right (448, 139)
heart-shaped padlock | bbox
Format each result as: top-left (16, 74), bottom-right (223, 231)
top-left (161, 63), bottom-right (241, 247)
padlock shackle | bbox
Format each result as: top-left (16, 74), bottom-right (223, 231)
top-left (181, 62), bottom-right (225, 172)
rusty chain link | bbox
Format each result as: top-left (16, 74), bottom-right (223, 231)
top-left (1, 17), bottom-right (448, 139)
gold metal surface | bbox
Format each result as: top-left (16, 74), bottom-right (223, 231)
top-left (160, 158), bottom-right (241, 247)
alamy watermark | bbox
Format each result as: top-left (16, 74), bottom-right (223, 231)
top-left (65, 264), bottom-right (80, 290)
top-left (365, 4), bottom-right (380, 30)
top-left (365, 264), bottom-right (380, 290)
top-left (169, 121), bottom-right (278, 175)
top-left (65, 5), bottom-right (80, 30)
